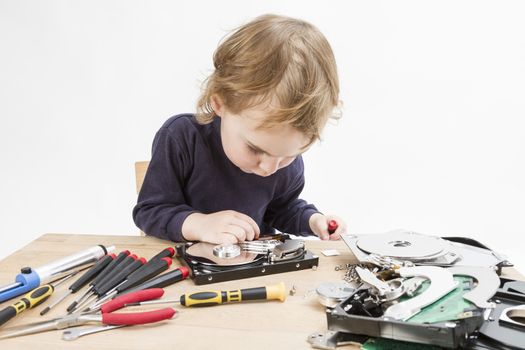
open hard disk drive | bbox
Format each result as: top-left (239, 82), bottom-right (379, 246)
top-left (176, 234), bottom-right (318, 285)
top-left (308, 230), bottom-right (524, 349)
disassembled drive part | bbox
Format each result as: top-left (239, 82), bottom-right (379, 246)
top-left (316, 282), bottom-right (356, 308)
top-left (499, 304), bottom-right (525, 329)
top-left (355, 267), bottom-right (406, 301)
top-left (447, 266), bottom-right (499, 309)
top-left (383, 266), bottom-right (457, 320)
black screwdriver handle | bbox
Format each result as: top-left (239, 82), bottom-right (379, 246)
top-left (94, 254), bottom-right (137, 289)
top-left (150, 247), bottom-right (175, 261)
top-left (117, 258), bottom-right (172, 293)
top-left (126, 248), bottom-right (175, 282)
top-left (120, 267), bottom-right (189, 296)
top-left (91, 250), bottom-right (130, 287)
top-left (68, 254), bottom-right (115, 293)
top-left (95, 258), bottom-right (146, 296)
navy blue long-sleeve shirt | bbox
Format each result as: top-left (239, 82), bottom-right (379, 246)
top-left (133, 114), bottom-right (319, 242)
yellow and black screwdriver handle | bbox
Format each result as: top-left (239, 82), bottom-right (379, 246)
top-left (180, 282), bottom-right (286, 307)
top-left (0, 284), bottom-right (54, 327)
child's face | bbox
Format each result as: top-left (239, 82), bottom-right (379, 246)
top-left (212, 96), bottom-right (311, 177)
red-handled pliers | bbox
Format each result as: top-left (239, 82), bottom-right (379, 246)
top-left (0, 289), bottom-right (175, 340)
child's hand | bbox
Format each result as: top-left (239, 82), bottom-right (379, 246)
top-left (182, 211), bottom-right (260, 244)
top-left (309, 213), bottom-right (347, 240)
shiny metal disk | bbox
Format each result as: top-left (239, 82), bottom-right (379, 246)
top-left (356, 231), bottom-right (449, 260)
top-left (316, 282), bottom-right (355, 308)
top-left (213, 244), bottom-right (241, 258)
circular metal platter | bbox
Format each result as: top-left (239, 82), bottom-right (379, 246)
top-left (316, 282), bottom-right (356, 307)
top-left (356, 232), bottom-right (450, 260)
top-left (185, 242), bottom-right (264, 266)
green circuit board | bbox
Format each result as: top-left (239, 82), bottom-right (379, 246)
top-left (403, 276), bottom-right (476, 323)
top-left (362, 337), bottom-right (442, 350)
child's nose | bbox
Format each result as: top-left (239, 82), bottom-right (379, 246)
top-left (258, 157), bottom-right (281, 176)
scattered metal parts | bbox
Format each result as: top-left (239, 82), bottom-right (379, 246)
top-left (383, 266), bottom-right (457, 320)
top-left (499, 305), bottom-right (525, 329)
top-left (290, 285), bottom-right (297, 296)
top-left (334, 263), bottom-right (352, 271)
top-left (213, 244), bottom-right (241, 258)
top-left (62, 325), bottom-right (125, 341)
top-left (316, 282), bottom-right (356, 308)
top-left (447, 266), bottom-right (499, 308)
top-left (342, 264), bottom-right (369, 283)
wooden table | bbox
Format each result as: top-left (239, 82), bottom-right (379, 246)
top-left (0, 234), bottom-right (522, 349)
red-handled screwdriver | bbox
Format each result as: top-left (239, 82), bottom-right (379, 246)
top-left (328, 220), bottom-right (339, 234)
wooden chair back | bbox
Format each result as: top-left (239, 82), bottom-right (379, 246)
top-left (134, 161), bottom-right (150, 236)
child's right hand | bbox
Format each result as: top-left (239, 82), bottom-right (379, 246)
top-left (182, 211), bottom-right (260, 244)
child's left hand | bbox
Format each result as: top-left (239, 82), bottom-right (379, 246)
top-left (309, 213), bottom-right (347, 240)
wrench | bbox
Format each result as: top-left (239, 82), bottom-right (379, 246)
top-left (62, 325), bottom-right (125, 341)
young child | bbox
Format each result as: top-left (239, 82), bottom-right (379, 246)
top-left (133, 14), bottom-right (347, 245)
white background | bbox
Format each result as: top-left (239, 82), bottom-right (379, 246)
top-left (1, 1), bottom-right (524, 271)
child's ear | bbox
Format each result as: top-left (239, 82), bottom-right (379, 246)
top-left (210, 94), bottom-right (224, 117)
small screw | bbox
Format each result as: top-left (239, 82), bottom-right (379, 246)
top-left (290, 285), bottom-right (297, 296)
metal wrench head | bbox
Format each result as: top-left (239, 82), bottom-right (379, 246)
top-left (62, 325), bottom-right (125, 341)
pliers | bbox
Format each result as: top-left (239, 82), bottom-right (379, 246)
top-left (0, 288), bottom-right (175, 339)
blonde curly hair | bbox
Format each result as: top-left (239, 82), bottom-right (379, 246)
top-left (196, 14), bottom-right (340, 145)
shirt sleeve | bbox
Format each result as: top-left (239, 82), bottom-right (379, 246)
top-left (132, 126), bottom-right (198, 242)
top-left (263, 163), bottom-right (320, 236)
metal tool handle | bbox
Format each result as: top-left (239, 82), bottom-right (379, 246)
top-left (0, 245), bottom-right (114, 303)
top-left (34, 245), bottom-right (114, 285)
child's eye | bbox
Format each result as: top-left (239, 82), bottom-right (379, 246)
top-left (247, 146), bottom-right (263, 154)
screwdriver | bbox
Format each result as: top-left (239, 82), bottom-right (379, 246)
top-left (67, 250), bottom-right (131, 313)
top-left (121, 247), bottom-right (175, 285)
top-left (126, 282), bottom-right (286, 308)
top-left (328, 220), bottom-right (339, 234)
top-left (95, 247), bottom-right (175, 302)
top-left (80, 256), bottom-right (147, 311)
top-left (117, 266), bottom-right (189, 296)
top-left (0, 273), bottom-right (75, 327)
top-left (71, 252), bottom-right (138, 312)
top-left (93, 247), bottom-right (173, 297)
top-left (89, 257), bottom-right (173, 310)
top-left (39, 253), bottom-right (116, 315)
